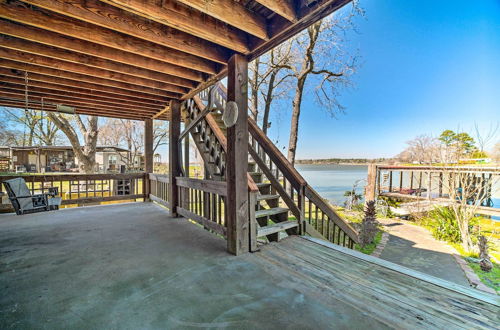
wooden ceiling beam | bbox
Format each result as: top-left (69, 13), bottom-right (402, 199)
top-left (99, 0), bottom-right (250, 54)
top-left (0, 35), bottom-right (199, 88)
top-left (0, 47), bottom-right (189, 94)
top-left (0, 100), bottom-right (166, 120)
top-left (254, 0), bottom-right (297, 22)
top-left (0, 88), bottom-right (161, 114)
top-left (0, 80), bottom-right (165, 111)
top-left (0, 71), bottom-right (167, 107)
top-left (0, 58), bottom-right (177, 99)
top-left (14, 0), bottom-right (229, 67)
top-left (176, 0), bottom-right (268, 40)
top-left (0, 20), bottom-right (205, 83)
top-left (249, 0), bottom-right (351, 60)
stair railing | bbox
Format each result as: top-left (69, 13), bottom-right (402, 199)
top-left (208, 82), bottom-right (359, 248)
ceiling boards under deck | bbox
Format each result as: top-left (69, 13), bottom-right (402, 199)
top-left (0, 0), bottom-right (350, 120)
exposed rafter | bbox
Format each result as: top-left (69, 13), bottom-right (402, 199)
top-left (0, 66), bottom-right (175, 101)
top-left (176, 0), bottom-right (269, 40)
top-left (99, 0), bottom-right (250, 54)
top-left (0, 59), bottom-right (176, 98)
top-left (0, 47), bottom-right (189, 94)
top-left (0, 1), bottom-right (225, 69)
top-left (0, 35), bottom-right (200, 88)
top-left (0, 79), bottom-right (164, 110)
top-left (17, 0), bottom-right (230, 66)
top-left (254, 0), bottom-right (297, 22)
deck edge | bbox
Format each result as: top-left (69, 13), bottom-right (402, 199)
top-left (300, 236), bottom-right (500, 307)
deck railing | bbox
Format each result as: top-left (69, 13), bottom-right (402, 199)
top-left (0, 173), bottom-right (146, 212)
top-left (176, 177), bottom-right (227, 237)
top-left (148, 173), bottom-right (170, 208)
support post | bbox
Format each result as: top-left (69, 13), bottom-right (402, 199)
top-left (226, 54), bottom-right (249, 255)
top-left (365, 164), bottom-right (377, 202)
top-left (427, 171), bottom-right (432, 200)
top-left (169, 100), bottom-right (181, 216)
top-left (144, 118), bottom-right (153, 201)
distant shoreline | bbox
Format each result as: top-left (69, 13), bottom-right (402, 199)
top-left (296, 159), bottom-right (390, 166)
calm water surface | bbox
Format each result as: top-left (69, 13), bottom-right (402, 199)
top-left (295, 164), bottom-right (367, 206)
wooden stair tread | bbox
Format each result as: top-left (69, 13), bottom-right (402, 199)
top-left (255, 207), bottom-right (289, 218)
top-left (257, 194), bottom-right (280, 201)
top-left (257, 221), bottom-right (298, 237)
top-left (256, 183), bottom-right (271, 187)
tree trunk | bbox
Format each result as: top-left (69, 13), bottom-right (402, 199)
top-left (250, 58), bottom-right (260, 121)
top-left (47, 113), bottom-right (98, 174)
top-left (287, 76), bottom-right (306, 166)
top-left (262, 71), bottom-right (277, 135)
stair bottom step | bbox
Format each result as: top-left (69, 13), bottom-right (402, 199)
top-left (257, 221), bottom-right (298, 237)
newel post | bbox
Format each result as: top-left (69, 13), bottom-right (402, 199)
top-left (226, 54), bottom-right (249, 255)
top-left (144, 118), bottom-right (153, 201)
top-left (365, 164), bottom-right (377, 202)
top-left (169, 100), bottom-right (181, 217)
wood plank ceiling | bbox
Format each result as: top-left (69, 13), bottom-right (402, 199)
top-left (0, 0), bottom-right (350, 120)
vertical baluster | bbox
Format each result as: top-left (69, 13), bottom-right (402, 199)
top-left (315, 205), bottom-right (319, 230)
top-left (308, 199), bottom-right (312, 222)
top-left (77, 179), bottom-right (80, 200)
top-left (218, 195), bottom-right (222, 225)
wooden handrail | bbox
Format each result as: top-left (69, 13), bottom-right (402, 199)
top-left (148, 173), bottom-right (169, 183)
top-left (192, 95), bottom-right (259, 193)
top-left (304, 186), bottom-right (359, 243)
top-left (176, 177), bottom-right (227, 196)
top-left (0, 173), bottom-right (145, 181)
top-left (377, 165), bottom-right (500, 173)
top-left (248, 117), bottom-right (307, 190)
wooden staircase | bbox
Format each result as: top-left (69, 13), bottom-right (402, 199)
top-left (181, 83), bottom-right (358, 250)
top-left (183, 98), bottom-right (298, 243)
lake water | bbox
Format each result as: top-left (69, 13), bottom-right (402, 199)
top-left (295, 164), bottom-right (500, 211)
top-left (295, 164), bottom-right (368, 206)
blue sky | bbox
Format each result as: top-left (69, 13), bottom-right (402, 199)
top-left (267, 0), bottom-right (500, 159)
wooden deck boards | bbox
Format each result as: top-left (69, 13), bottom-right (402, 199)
top-left (256, 236), bottom-right (499, 329)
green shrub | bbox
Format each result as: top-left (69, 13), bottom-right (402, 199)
top-left (424, 206), bottom-right (479, 243)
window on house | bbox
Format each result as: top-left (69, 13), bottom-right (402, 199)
top-left (109, 154), bottom-right (117, 165)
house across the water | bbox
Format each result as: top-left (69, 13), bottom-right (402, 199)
top-left (0, 146), bottom-right (143, 173)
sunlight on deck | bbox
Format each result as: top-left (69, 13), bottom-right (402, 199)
top-left (0, 203), bottom-right (498, 329)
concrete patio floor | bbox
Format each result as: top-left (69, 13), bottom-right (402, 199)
top-left (1, 203), bottom-right (498, 329)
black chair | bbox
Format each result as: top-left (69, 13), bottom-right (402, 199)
top-left (3, 178), bottom-right (62, 215)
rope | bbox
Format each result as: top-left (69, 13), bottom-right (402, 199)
top-left (22, 71), bottom-right (29, 147)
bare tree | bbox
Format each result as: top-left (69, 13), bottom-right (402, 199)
top-left (4, 109), bottom-right (40, 146)
top-left (260, 45), bottom-right (294, 135)
top-left (435, 131), bottom-right (497, 252)
top-left (99, 119), bottom-right (168, 169)
top-left (99, 119), bottom-right (142, 169)
top-left (153, 120), bottom-right (168, 153)
top-left (474, 122), bottom-right (498, 156)
top-left (34, 112), bottom-right (60, 145)
top-left (286, 8), bottom-right (361, 165)
top-left (401, 135), bottom-right (439, 164)
top-left (0, 109), bottom-right (23, 145)
top-left (47, 113), bottom-right (98, 173)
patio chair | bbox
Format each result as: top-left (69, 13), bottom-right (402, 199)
top-left (2, 177), bottom-right (62, 215)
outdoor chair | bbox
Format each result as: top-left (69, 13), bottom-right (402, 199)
top-left (2, 177), bottom-right (62, 215)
